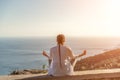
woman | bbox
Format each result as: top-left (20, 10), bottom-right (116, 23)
top-left (42, 34), bottom-right (86, 76)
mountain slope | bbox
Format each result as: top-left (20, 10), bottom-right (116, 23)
top-left (75, 48), bottom-right (120, 71)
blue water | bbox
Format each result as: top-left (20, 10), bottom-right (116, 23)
top-left (0, 37), bottom-right (120, 75)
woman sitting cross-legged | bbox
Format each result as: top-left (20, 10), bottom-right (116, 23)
top-left (42, 34), bottom-right (86, 76)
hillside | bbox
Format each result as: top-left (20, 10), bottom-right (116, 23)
top-left (75, 48), bottom-right (120, 71)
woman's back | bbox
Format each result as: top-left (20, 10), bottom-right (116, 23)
top-left (42, 34), bottom-right (86, 76)
top-left (48, 45), bottom-right (74, 76)
top-left (51, 45), bottom-right (70, 63)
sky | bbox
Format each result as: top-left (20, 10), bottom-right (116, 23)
top-left (0, 0), bottom-right (120, 37)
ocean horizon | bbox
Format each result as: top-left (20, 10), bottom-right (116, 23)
top-left (0, 37), bottom-right (120, 75)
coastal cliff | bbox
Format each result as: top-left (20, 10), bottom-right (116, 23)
top-left (75, 48), bottom-right (120, 71)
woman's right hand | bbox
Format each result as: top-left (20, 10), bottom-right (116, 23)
top-left (77, 50), bottom-right (86, 58)
top-left (83, 50), bottom-right (86, 55)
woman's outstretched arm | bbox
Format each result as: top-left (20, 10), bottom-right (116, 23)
top-left (42, 51), bottom-right (50, 59)
top-left (75, 50), bottom-right (86, 59)
top-left (42, 51), bottom-right (52, 66)
top-left (68, 47), bottom-right (86, 60)
top-left (71, 50), bottom-right (86, 67)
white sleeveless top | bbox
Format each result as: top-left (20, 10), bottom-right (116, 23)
top-left (48, 45), bottom-right (74, 76)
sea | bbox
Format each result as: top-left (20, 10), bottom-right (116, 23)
top-left (0, 37), bottom-right (120, 75)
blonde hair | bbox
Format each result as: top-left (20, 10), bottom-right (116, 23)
top-left (57, 34), bottom-right (65, 68)
top-left (57, 34), bottom-right (65, 45)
